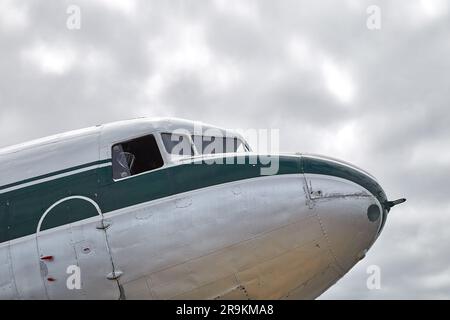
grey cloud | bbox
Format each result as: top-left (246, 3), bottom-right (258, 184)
top-left (0, 0), bottom-right (449, 299)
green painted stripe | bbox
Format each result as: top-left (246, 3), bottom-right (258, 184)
top-left (0, 159), bottom-right (111, 192)
top-left (301, 156), bottom-right (387, 206)
top-left (0, 154), bottom-right (387, 244)
top-left (0, 155), bottom-right (300, 243)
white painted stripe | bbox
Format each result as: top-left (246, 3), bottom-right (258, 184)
top-left (0, 162), bottom-right (111, 195)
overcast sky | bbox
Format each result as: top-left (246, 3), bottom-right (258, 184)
top-left (1, 0), bottom-right (449, 299)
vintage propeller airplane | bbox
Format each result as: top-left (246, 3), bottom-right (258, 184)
top-left (0, 117), bottom-right (405, 299)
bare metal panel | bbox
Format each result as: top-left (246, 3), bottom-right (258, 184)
top-left (36, 215), bottom-right (119, 299)
top-left (0, 243), bottom-right (16, 299)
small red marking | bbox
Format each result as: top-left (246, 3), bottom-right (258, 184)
top-left (40, 255), bottom-right (54, 261)
top-left (47, 277), bottom-right (56, 282)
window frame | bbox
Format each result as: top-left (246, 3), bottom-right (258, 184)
top-left (111, 133), bottom-right (165, 182)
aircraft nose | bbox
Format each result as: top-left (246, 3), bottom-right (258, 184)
top-left (301, 155), bottom-right (387, 273)
top-left (318, 197), bottom-right (384, 272)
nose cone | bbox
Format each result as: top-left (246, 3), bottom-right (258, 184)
top-left (301, 155), bottom-right (388, 273)
top-left (318, 197), bottom-right (384, 272)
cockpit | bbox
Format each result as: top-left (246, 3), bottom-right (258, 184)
top-left (112, 131), bottom-right (249, 181)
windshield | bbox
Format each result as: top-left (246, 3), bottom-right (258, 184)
top-left (191, 135), bottom-right (247, 155)
top-left (160, 133), bottom-right (194, 159)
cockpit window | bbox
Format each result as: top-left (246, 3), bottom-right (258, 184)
top-left (191, 135), bottom-right (247, 154)
top-left (112, 134), bottom-right (163, 180)
top-left (161, 133), bottom-right (194, 158)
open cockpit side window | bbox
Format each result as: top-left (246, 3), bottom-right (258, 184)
top-left (112, 134), bottom-right (164, 180)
